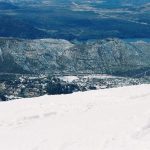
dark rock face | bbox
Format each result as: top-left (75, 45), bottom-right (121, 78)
top-left (0, 38), bottom-right (150, 76)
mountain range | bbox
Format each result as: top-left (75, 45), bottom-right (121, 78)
top-left (0, 0), bottom-right (149, 40)
top-left (0, 0), bottom-right (149, 6)
top-left (0, 38), bottom-right (150, 76)
top-left (0, 0), bottom-right (150, 77)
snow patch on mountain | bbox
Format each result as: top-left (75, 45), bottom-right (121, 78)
top-left (0, 84), bottom-right (150, 150)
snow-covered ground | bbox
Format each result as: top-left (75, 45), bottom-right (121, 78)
top-left (59, 74), bottom-right (118, 82)
top-left (0, 84), bottom-right (150, 150)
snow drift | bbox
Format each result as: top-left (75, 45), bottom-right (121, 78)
top-left (0, 84), bottom-right (150, 150)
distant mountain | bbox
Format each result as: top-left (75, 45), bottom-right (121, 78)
top-left (0, 2), bottom-right (18, 9)
top-left (0, 0), bottom-right (51, 5)
top-left (0, 0), bottom-right (149, 6)
top-left (0, 0), bottom-right (149, 40)
top-left (0, 38), bottom-right (150, 76)
top-left (101, 0), bottom-right (150, 6)
top-left (120, 0), bottom-right (150, 5)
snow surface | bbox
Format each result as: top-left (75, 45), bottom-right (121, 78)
top-left (0, 84), bottom-right (150, 150)
top-left (59, 76), bottom-right (79, 82)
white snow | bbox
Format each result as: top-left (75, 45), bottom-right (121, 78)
top-left (82, 74), bottom-right (119, 79)
top-left (59, 76), bottom-right (79, 82)
top-left (59, 74), bottom-right (120, 82)
top-left (0, 84), bottom-right (150, 150)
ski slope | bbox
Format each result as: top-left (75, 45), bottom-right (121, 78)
top-left (0, 84), bottom-right (150, 150)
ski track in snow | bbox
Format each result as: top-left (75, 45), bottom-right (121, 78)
top-left (0, 84), bottom-right (150, 150)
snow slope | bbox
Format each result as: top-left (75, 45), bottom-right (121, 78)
top-left (0, 84), bottom-right (150, 150)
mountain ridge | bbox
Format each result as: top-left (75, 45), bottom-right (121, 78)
top-left (0, 37), bottom-right (150, 76)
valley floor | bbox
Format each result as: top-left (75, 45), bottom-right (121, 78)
top-left (0, 84), bottom-right (150, 150)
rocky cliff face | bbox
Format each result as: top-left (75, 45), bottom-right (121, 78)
top-left (0, 38), bottom-right (150, 76)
